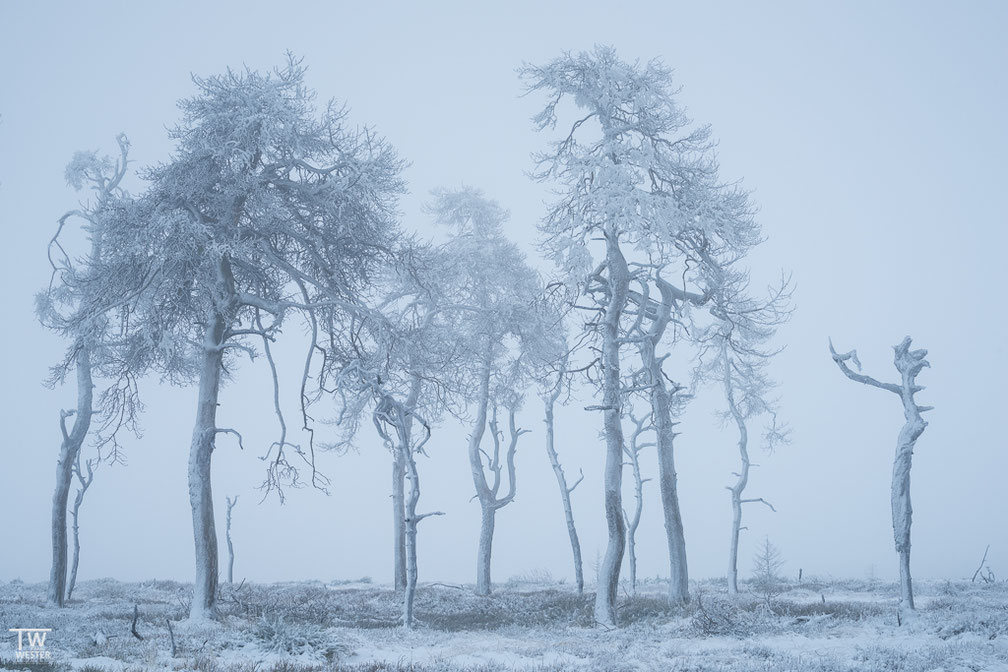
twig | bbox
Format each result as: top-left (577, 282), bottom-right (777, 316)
top-left (972, 544), bottom-right (991, 583)
top-left (131, 604), bottom-right (144, 640)
top-left (166, 619), bottom-right (177, 657)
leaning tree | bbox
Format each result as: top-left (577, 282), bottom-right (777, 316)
top-left (89, 58), bottom-right (405, 620)
top-left (829, 336), bottom-right (931, 613)
top-left (37, 135), bottom-right (145, 606)
top-left (522, 46), bottom-right (764, 621)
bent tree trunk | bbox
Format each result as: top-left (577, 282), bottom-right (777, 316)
top-left (652, 379), bottom-right (689, 605)
top-left (467, 359), bottom-right (494, 596)
top-left (467, 354), bottom-right (522, 597)
top-left (392, 451), bottom-right (408, 590)
top-left (49, 345), bottom-right (94, 606)
top-left (595, 237), bottom-right (629, 627)
top-left (188, 310), bottom-right (226, 620)
top-left (544, 391), bottom-right (584, 595)
top-left (635, 276), bottom-right (690, 606)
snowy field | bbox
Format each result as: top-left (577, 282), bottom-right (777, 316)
top-left (2, 578), bottom-right (1006, 672)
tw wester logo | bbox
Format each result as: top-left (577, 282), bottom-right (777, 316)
top-left (9, 628), bottom-right (53, 661)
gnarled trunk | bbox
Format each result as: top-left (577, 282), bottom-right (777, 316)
top-left (892, 411), bottom-right (922, 611)
top-left (49, 345), bottom-right (93, 606)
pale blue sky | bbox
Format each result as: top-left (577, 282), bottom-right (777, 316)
top-left (1, 1), bottom-right (1006, 587)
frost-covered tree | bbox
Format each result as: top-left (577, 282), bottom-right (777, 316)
top-left (694, 272), bottom-right (792, 595)
top-left (87, 58), bottom-right (404, 620)
top-left (522, 46), bottom-right (762, 621)
top-left (829, 336), bottom-right (931, 613)
top-left (37, 135), bottom-right (143, 606)
top-left (428, 188), bottom-right (542, 597)
top-left (325, 247), bottom-right (460, 628)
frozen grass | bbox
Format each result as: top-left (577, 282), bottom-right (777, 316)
top-left (2, 578), bottom-right (1007, 671)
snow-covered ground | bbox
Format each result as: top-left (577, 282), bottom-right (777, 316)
top-left (2, 577), bottom-right (1006, 671)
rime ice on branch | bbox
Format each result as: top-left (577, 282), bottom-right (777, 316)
top-left (829, 336), bottom-right (932, 612)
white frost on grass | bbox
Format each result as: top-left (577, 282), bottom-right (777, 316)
top-left (1, 577), bottom-right (1006, 671)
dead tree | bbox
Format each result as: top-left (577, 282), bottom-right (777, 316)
top-left (225, 495), bottom-right (238, 585)
top-left (829, 336), bottom-right (932, 612)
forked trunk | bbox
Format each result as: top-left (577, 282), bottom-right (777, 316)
top-left (49, 345), bottom-right (93, 606)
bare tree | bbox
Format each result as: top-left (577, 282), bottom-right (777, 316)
top-left (829, 336), bottom-right (932, 613)
top-left (87, 58), bottom-right (405, 619)
top-left (622, 412), bottom-right (653, 595)
top-left (225, 495), bottom-right (238, 585)
top-left (66, 451), bottom-right (98, 602)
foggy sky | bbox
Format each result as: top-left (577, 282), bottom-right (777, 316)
top-left (1, 1), bottom-right (1006, 588)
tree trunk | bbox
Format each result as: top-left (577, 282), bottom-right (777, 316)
top-left (66, 461), bottom-right (93, 602)
top-left (49, 345), bottom-right (93, 606)
top-left (653, 385), bottom-right (689, 606)
top-left (892, 418), bottom-right (919, 611)
top-left (392, 451), bottom-right (407, 591)
top-left (544, 395), bottom-right (584, 595)
top-left (401, 374), bottom-right (427, 628)
top-left (188, 310), bottom-right (226, 620)
top-left (726, 359), bottom-right (749, 597)
top-left (476, 505), bottom-right (496, 596)
top-left (624, 434), bottom-right (645, 596)
top-left (595, 238), bottom-right (629, 627)
top-left (467, 356), bottom-right (496, 595)
top-left (225, 496), bottom-right (237, 585)
top-left (728, 496), bottom-right (743, 595)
